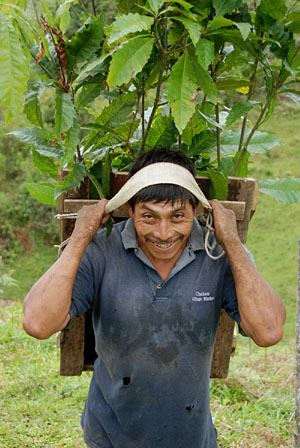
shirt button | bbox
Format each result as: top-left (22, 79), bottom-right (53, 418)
top-left (156, 284), bottom-right (162, 289)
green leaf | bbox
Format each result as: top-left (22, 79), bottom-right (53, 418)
top-left (32, 147), bottom-right (58, 179)
top-left (181, 106), bottom-right (207, 146)
top-left (0, 12), bottom-right (29, 121)
top-left (55, 0), bottom-right (78, 34)
top-left (107, 36), bottom-right (154, 87)
top-left (195, 38), bottom-right (215, 70)
top-left (145, 110), bottom-right (177, 148)
top-left (25, 182), bottom-right (57, 206)
top-left (108, 13), bottom-right (154, 45)
top-left (218, 156), bottom-right (234, 176)
top-left (259, 177), bottom-right (300, 204)
top-left (67, 15), bottom-right (104, 68)
top-left (8, 127), bottom-right (63, 158)
top-left (73, 53), bottom-right (112, 87)
top-left (212, 0), bottom-right (242, 17)
top-left (54, 161), bottom-right (86, 200)
top-left (192, 56), bottom-right (217, 104)
top-left (235, 22), bottom-right (251, 41)
top-left (146, 0), bottom-right (164, 14)
top-left (285, 92), bottom-right (300, 107)
top-left (207, 16), bottom-right (234, 31)
top-left (102, 154), bottom-right (111, 198)
top-left (55, 91), bottom-right (77, 139)
top-left (232, 149), bottom-right (250, 177)
top-left (61, 118), bottom-right (80, 166)
top-left (219, 129), bottom-right (282, 155)
top-left (116, 0), bottom-right (147, 14)
top-left (173, 17), bottom-right (201, 45)
top-left (84, 91), bottom-right (137, 150)
top-left (216, 76), bottom-right (253, 90)
top-left (207, 168), bottom-right (228, 200)
top-left (24, 82), bottom-right (44, 127)
top-left (75, 82), bottom-right (105, 110)
top-left (165, 0), bottom-right (192, 11)
top-left (187, 130), bottom-right (217, 156)
top-left (258, 0), bottom-right (287, 21)
top-left (167, 52), bottom-right (199, 133)
top-left (225, 101), bottom-right (255, 127)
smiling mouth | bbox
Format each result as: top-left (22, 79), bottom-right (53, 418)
top-left (153, 241), bottom-right (177, 249)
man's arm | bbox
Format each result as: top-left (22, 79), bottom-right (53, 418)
top-left (211, 199), bottom-right (286, 347)
top-left (23, 200), bottom-right (109, 340)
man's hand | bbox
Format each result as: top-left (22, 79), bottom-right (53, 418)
top-left (71, 199), bottom-right (110, 247)
top-left (210, 199), bottom-right (240, 250)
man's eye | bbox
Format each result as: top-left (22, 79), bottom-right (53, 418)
top-left (173, 214), bottom-right (184, 219)
top-left (143, 214), bottom-right (154, 220)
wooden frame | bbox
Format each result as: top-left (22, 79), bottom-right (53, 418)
top-left (58, 174), bottom-right (258, 378)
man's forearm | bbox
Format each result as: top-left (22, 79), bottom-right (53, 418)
top-left (23, 238), bottom-right (87, 339)
top-left (224, 238), bottom-right (286, 347)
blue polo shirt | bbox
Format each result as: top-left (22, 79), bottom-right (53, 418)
top-left (70, 218), bottom-right (245, 448)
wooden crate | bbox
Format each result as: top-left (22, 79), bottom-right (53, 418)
top-left (58, 174), bottom-right (258, 378)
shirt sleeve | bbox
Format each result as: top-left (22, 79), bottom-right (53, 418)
top-left (69, 240), bottom-right (105, 321)
top-left (222, 245), bottom-right (255, 337)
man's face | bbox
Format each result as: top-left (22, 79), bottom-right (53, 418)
top-left (127, 200), bottom-right (197, 265)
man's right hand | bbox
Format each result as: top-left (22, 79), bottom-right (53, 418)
top-left (71, 199), bottom-right (110, 247)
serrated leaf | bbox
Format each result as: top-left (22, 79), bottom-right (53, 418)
top-left (235, 22), bottom-right (251, 41)
top-left (54, 161), bottom-right (86, 200)
top-left (84, 92), bottom-right (137, 151)
top-left (166, 0), bottom-right (192, 11)
top-left (225, 101), bottom-right (254, 127)
top-left (259, 177), bottom-right (300, 203)
top-left (173, 17), bottom-right (201, 45)
top-left (207, 16), bottom-right (234, 31)
top-left (107, 36), bottom-right (154, 87)
top-left (116, 0), bottom-right (147, 14)
top-left (0, 12), bottom-right (29, 121)
top-left (258, 0), bottom-right (287, 21)
top-left (73, 53), bottom-right (112, 87)
top-left (167, 52), bottom-right (198, 133)
top-left (108, 13), bottom-right (154, 45)
top-left (195, 38), bottom-right (215, 70)
top-left (75, 82), bottom-right (105, 110)
top-left (8, 127), bottom-right (63, 158)
top-left (102, 154), bottom-right (111, 198)
top-left (192, 56), bottom-right (217, 104)
top-left (55, 90), bottom-right (77, 138)
top-left (181, 106), bottom-right (207, 146)
top-left (61, 118), bottom-right (80, 166)
top-left (216, 76), bottom-right (253, 90)
top-left (55, 0), bottom-right (78, 34)
top-left (212, 0), bottom-right (242, 17)
top-left (32, 147), bottom-right (58, 179)
top-left (187, 130), bottom-right (217, 156)
top-left (207, 168), bottom-right (228, 200)
top-left (232, 149), bottom-right (250, 177)
top-left (67, 15), bottom-right (104, 68)
top-left (145, 110), bottom-right (177, 148)
top-left (219, 129), bottom-right (282, 155)
top-left (146, 0), bottom-right (164, 14)
top-left (25, 182), bottom-right (57, 206)
top-left (24, 84), bottom-right (44, 127)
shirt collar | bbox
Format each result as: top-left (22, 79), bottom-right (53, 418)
top-left (121, 217), bottom-right (204, 252)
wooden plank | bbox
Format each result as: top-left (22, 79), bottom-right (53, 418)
top-left (64, 199), bottom-right (246, 221)
top-left (59, 313), bottom-right (85, 376)
top-left (210, 310), bottom-right (235, 378)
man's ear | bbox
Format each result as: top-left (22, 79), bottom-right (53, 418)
top-left (194, 201), bottom-right (200, 217)
top-left (125, 202), bottom-right (134, 217)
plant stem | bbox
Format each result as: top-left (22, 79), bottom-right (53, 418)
top-left (139, 17), bottom-right (168, 154)
top-left (215, 103), bottom-right (221, 165)
top-left (31, 0), bottom-right (40, 25)
top-left (238, 60), bottom-right (259, 152)
top-left (232, 86), bottom-right (279, 176)
top-left (118, 92), bottom-right (141, 171)
top-left (91, 0), bottom-right (97, 17)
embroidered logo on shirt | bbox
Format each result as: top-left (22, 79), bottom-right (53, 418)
top-left (192, 291), bottom-right (215, 302)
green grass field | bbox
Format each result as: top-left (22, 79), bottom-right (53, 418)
top-left (1, 102), bottom-right (299, 447)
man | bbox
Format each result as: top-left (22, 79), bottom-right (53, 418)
top-left (23, 147), bottom-right (286, 448)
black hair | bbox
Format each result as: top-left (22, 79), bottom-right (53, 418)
top-left (128, 147), bottom-right (198, 210)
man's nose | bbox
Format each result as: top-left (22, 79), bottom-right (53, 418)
top-left (153, 219), bottom-right (172, 240)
